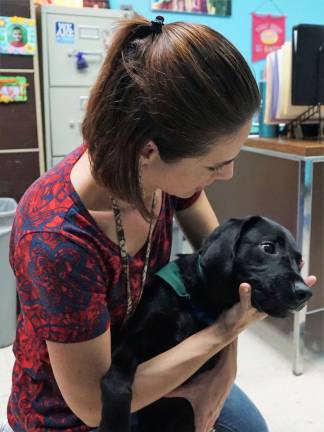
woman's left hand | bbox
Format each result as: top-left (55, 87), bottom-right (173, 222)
top-left (165, 339), bottom-right (237, 432)
top-left (304, 275), bottom-right (316, 288)
top-left (299, 260), bottom-right (317, 286)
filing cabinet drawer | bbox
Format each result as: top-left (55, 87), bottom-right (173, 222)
top-left (49, 87), bottom-right (89, 156)
top-left (40, 6), bottom-right (133, 169)
top-left (45, 10), bottom-right (129, 87)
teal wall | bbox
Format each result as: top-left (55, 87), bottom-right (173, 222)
top-left (110, 0), bottom-right (324, 83)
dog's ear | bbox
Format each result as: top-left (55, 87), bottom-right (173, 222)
top-left (199, 216), bottom-right (264, 276)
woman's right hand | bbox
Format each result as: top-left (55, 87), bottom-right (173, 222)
top-left (216, 283), bottom-right (267, 342)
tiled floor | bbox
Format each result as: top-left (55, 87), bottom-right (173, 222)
top-left (1, 318), bottom-right (324, 431)
top-left (236, 319), bottom-right (324, 432)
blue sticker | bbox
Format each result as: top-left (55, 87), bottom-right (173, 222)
top-left (55, 21), bottom-right (75, 44)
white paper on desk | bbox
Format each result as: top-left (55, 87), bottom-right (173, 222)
top-left (264, 52), bottom-right (275, 124)
top-left (265, 41), bottom-right (324, 122)
top-left (276, 41), bottom-right (309, 120)
top-left (271, 51), bottom-right (280, 121)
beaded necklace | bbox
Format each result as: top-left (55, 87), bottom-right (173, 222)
top-left (110, 192), bottom-right (156, 323)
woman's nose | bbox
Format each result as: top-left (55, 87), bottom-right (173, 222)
top-left (214, 162), bottom-right (234, 181)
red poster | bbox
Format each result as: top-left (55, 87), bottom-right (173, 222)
top-left (252, 13), bottom-right (285, 62)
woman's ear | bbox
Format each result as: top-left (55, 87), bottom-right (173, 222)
top-left (140, 140), bottom-right (160, 163)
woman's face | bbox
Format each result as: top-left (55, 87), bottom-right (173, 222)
top-left (141, 119), bottom-right (252, 198)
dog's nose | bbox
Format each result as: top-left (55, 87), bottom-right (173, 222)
top-left (293, 281), bottom-right (312, 310)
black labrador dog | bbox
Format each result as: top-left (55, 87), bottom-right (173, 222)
top-left (99, 216), bottom-right (312, 432)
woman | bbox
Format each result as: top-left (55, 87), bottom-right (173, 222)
top-left (5, 15), bottom-right (315, 432)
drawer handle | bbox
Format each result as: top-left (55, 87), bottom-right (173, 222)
top-left (68, 49), bottom-right (103, 59)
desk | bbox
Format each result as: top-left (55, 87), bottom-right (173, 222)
top-left (244, 136), bottom-right (324, 375)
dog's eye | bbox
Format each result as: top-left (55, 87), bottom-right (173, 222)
top-left (260, 242), bottom-right (276, 254)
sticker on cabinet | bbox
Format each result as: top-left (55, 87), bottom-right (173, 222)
top-left (55, 21), bottom-right (75, 44)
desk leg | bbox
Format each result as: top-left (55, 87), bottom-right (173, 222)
top-left (293, 160), bottom-right (313, 375)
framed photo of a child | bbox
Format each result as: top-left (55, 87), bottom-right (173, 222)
top-left (0, 16), bottom-right (36, 55)
top-left (0, 76), bottom-right (28, 103)
top-left (9, 25), bottom-right (27, 48)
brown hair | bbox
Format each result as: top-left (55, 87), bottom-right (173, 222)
top-left (83, 15), bottom-right (260, 219)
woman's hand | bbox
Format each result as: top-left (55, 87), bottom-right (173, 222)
top-left (304, 275), bottom-right (316, 287)
top-left (166, 339), bottom-right (237, 432)
top-left (218, 274), bottom-right (316, 341)
top-left (299, 260), bottom-right (317, 289)
top-left (216, 283), bottom-right (267, 342)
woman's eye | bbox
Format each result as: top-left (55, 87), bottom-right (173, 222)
top-left (207, 166), bottom-right (221, 173)
top-left (260, 242), bottom-right (276, 254)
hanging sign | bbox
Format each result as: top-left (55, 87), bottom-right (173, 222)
top-left (252, 13), bottom-right (285, 62)
top-left (0, 16), bottom-right (36, 55)
top-left (0, 76), bottom-right (29, 103)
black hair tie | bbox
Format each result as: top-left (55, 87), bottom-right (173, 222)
top-left (151, 16), bottom-right (164, 35)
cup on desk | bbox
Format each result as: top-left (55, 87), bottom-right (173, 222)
top-left (258, 81), bottom-right (279, 138)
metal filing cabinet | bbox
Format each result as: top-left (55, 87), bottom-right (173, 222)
top-left (39, 6), bottom-right (132, 168)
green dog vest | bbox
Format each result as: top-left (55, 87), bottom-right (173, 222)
top-left (155, 260), bottom-right (191, 300)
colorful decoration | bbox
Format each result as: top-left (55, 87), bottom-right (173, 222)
top-left (0, 16), bottom-right (36, 56)
top-left (252, 13), bottom-right (286, 62)
top-left (152, 0), bottom-right (232, 16)
top-left (83, 0), bottom-right (109, 7)
top-left (34, 0), bottom-right (83, 6)
top-left (0, 76), bottom-right (29, 103)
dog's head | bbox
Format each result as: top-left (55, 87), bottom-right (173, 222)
top-left (198, 216), bottom-right (312, 318)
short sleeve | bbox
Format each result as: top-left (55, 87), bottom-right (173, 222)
top-left (14, 232), bottom-right (110, 343)
top-left (171, 191), bottom-right (202, 212)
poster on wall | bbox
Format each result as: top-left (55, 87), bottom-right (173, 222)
top-left (0, 76), bottom-right (28, 103)
top-left (34, 0), bottom-right (83, 6)
top-left (152, 0), bottom-right (232, 16)
top-left (252, 13), bottom-right (285, 62)
top-left (0, 16), bottom-right (36, 56)
top-left (83, 0), bottom-right (109, 7)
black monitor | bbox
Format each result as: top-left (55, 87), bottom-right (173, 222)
top-left (292, 24), bottom-right (324, 105)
